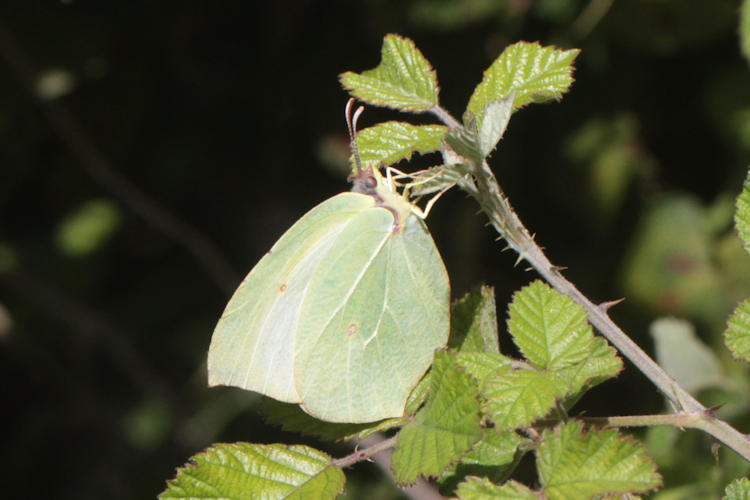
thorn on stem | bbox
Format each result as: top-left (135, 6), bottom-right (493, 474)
top-left (705, 403), bottom-right (725, 416)
top-left (597, 298), bottom-right (625, 312)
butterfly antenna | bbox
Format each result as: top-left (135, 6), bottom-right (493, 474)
top-left (345, 98), bottom-right (365, 176)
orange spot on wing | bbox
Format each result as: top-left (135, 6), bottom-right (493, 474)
top-left (346, 322), bottom-right (359, 338)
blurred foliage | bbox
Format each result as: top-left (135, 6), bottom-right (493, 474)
top-left (2, 0), bottom-right (750, 498)
top-left (56, 198), bottom-right (120, 256)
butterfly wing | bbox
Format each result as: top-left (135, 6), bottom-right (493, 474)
top-left (295, 209), bottom-right (450, 423)
top-left (207, 193), bottom-right (377, 403)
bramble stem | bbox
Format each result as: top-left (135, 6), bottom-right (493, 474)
top-left (332, 435), bottom-right (397, 468)
top-left (430, 104), bottom-right (750, 462)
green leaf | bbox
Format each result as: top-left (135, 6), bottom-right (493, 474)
top-left (160, 443), bottom-right (345, 500)
top-left (741, 0), bottom-right (750, 64)
top-left (483, 368), bottom-right (568, 431)
top-left (456, 477), bottom-right (536, 499)
top-left (460, 429), bottom-right (525, 468)
top-left (724, 477), bottom-right (750, 499)
top-left (260, 399), bottom-right (404, 441)
top-left (466, 42), bottom-right (579, 130)
top-left (402, 163), bottom-right (470, 199)
top-left (735, 170), bottom-right (750, 255)
top-left (450, 285), bottom-right (500, 353)
top-left (340, 34), bottom-right (438, 112)
top-left (445, 126), bottom-right (484, 164)
top-left (651, 317), bottom-right (725, 393)
top-left (439, 429), bottom-right (526, 494)
top-left (555, 337), bottom-right (622, 396)
top-left (725, 299), bottom-right (750, 363)
top-left (404, 371), bottom-right (432, 416)
top-left (455, 351), bottom-right (512, 384)
top-left (391, 351), bottom-right (483, 484)
top-left (476, 94), bottom-right (515, 158)
top-left (508, 280), bottom-right (593, 370)
top-left (537, 421), bottom-right (661, 500)
top-left (355, 122), bottom-right (446, 168)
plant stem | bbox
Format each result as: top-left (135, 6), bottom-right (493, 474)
top-left (431, 104), bottom-right (750, 462)
top-left (332, 435), bottom-right (397, 468)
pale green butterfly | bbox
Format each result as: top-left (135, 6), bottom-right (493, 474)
top-left (207, 100), bottom-right (450, 423)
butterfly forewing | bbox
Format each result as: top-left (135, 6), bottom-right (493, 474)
top-left (207, 193), bottom-right (377, 403)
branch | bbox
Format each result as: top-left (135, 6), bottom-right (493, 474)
top-left (432, 104), bottom-right (750, 462)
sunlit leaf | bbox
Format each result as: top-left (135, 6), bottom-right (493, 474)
top-left (160, 443), bottom-right (344, 499)
top-left (507, 280), bottom-right (593, 370)
top-left (724, 476), bottom-right (750, 499)
top-left (455, 351), bottom-right (512, 384)
top-left (555, 338), bottom-right (622, 396)
top-left (355, 122), bottom-right (446, 168)
top-left (483, 367), bottom-right (568, 431)
top-left (456, 477), bottom-right (536, 499)
top-left (466, 42), bottom-right (579, 130)
top-left (391, 351), bottom-right (483, 484)
top-left (340, 34), bottom-right (438, 111)
top-left (537, 421), bottom-right (661, 499)
top-left (725, 299), bottom-right (750, 363)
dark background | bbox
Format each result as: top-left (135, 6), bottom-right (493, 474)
top-left (1, 1), bottom-right (749, 498)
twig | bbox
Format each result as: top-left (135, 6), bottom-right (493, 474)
top-left (334, 434), bottom-right (446, 500)
top-left (0, 22), bottom-right (237, 295)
